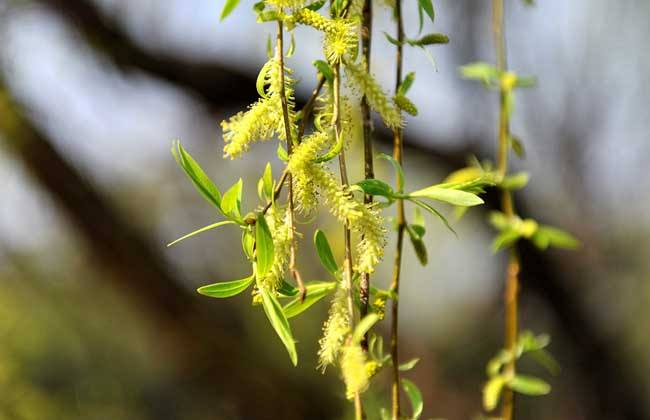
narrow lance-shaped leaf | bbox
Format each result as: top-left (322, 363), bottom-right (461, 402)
top-left (314, 230), bottom-right (338, 276)
top-left (283, 282), bottom-right (336, 318)
top-left (221, 178), bottom-right (243, 219)
top-left (507, 375), bottom-right (551, 396)
top-left (255, 214), bottom-right (275, 278)
top-left (167, 220), bottom-right (236, 247)
top-left (220, 0), bottom-right (241, 21)
top-left (401, 379), bottom-right (424, 419)
top-left (407, 185), bottom-right (483, 207)
top-left (171, 141), bottom-right (222, 210)
top-left (197, 274), bottom-right (255, 298)
top-left (259, 287), bottom-right (298, 366)
top-left (352, 313), bottom-right (380, 344)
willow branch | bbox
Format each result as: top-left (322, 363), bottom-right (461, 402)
top-left (389, 0), bottom-right (405, 417)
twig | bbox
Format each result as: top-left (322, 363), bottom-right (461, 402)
top-left (389, 0), bottom-right (405, 417)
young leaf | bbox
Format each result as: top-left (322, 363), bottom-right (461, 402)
top-left (242, 229), bottom-right (255, 260)
top-left (418, 0), bottom-right (435, 24)
top-left (283, 281), bottom-right (336, 318)
top-left (259, 287), bottom-right (298, 366)
top-left (356, 179), bottom-right (395, 198)
top-left (483, 376), bottom-right (506, 411)
top-left (313, 60), bottom-right (334, 84)
top-left (410, 199), bottom-right (456, 235)
top-left (277, 144), bottom-right (289, 162)
top-left (488, 211), bottom-right (510, 231)
top-left (306, 0), bottom-right (326, 11)
top-left (406, 224), bottom-right (428, 265)
top-left (262, 163), bottom-right (273, 199)
top-left (378, 153), bottom-right (405, 192)
top-left (171, 141), bottom-right (222, 210)
top-left (532, 226), bottom-right (580, 250)
top-left (255, 214), bottom-right (275, 278)
top-left (352, 313), bottom-right (380, 344)
top-left (510, 134), bottom-right (526, 158)
top-left (383, 31), bottom-right (402, 47)
top-left (492, 228), bottom-right (521, 252)
top-left (398, 72), bottom-right (416, 95)
top-left (314, 230), bottom-right (338, 275)
top-left (500, 172), bottom-right (529, 190)
top-left (221, 178), bottom-right (243, 219)
top-left (460, 62), bottom-right (499, 86)
top-left (507, 375), bottom-right (551, 396)
top-left (401, 379), bottom-right (424, 420)
top-left (220, 0), bottom-right (241, 21)
top-left (167, 220), bottom-right (236, 247)
top-left (197, 274), bottom-right (255, 298)
top-left (398, 358), bottom-right (420, 371)
top-left (278, 280), bottom-right (299, 297)
top-left (408, 185), bottom-right (484, 207)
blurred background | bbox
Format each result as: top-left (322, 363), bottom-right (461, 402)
top-left (1, 0), bottom-right (649, 419)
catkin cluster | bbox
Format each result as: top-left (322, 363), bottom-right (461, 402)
top-left (222, 56), bottom-right (296, 159)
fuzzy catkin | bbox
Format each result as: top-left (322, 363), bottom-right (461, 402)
top-left (222, 56), bottom-right (297, 159)
top-left (261, 208), bottom-right (292, 292)
top-left (293, 9), bottom-right (357, 63)
top-left (341, 343), bottom-right (369, 399)
top-left (344, 57), bottom-right (403, 129)
top-left (318, 285), bottom-right (350, 370)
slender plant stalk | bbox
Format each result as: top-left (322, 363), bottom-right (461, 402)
top-left (492, 2), bottom-right (519, 419)
top-left (389, 0), bottom-right (405, 417)
top-left (276, 21), bottom-right (306, 300)
top-left (359, 0), bottom-right (374, 349)
top-left (333, 60), bottom-right (364, 420)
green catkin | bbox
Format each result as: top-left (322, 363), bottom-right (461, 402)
top-left (341, 343), bottom-right (369, 399)
top-left (222, 56), bottom-right (297, 158)
top-left (318, 284), bottom-right (351, 370)
top-left (344, 57), bottom-right (403, 128)
top-left (293, 9), bottom-right (357, 63)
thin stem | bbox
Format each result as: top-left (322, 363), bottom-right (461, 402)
top-left (276, 21), bottom-right (306, 300)
top-left (333, 61), bottom-right (363, 420)
top-left (492, 1), bottom-right (519, 419)
top-left (390, 0), bottom-right (405, 417)
top-left (359, 0), bottom-right (374, 350)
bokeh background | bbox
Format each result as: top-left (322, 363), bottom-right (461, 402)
top-left (1, 0), bottom-right (649, 419)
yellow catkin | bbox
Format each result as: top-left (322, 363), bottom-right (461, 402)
top-left (318, 285), bottom-right (350, 370)
top-left (222, 56), bottom-right (297, 159)
top-left (261, 208), bottom-right (292, 292)
top-left (341, 343), bottom-right (369, 399)
top-left (344, 57), bottom-right (403, 128)
top-left (293, 9), bottom-right (357, 63)
top-left (288, 131), bottom-right (332, 213)
top-left (265, 0), bottom-right (306, 10)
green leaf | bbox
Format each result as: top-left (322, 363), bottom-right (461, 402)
top-left (286, 33), bottom-right (296, 57)
top-left (488, 211), bottom-right (510, 231)
top-left (262, 163), bottom-right (273, 199)
top-left (306, 0), bottom-right (326, 11)
top-left (283, 282), bottom-right (336, 318)
top-left (492, 228), bottom-right (521, 252)
top-left (406, 224), bottom-right (428, 265)
top-left (221, 179), bottom-right (243, 219)
top-left (393, 94), bottom-right (419, 116)
top-left (417, 0), bottom-right (435, 24)
top-left (500, 172), bottom-right (529, 190)
top-left (220, 0), bottom-right (240, 20)
top-left (401, 379), bottom-right (424, 419)
top-left (377, 153), bottom-right (405, 193)
top-left (398, 358), bottom-right (420, 371)
top-left (197, 274), bottom-right (254, 298)
top-left (510, 134), bottom-right (526, 159)
top-left (277, 144), bottom-right (289, 162)
top-left (255, 214), bottom-right (275, 278)
top-left (398, 72), bottom-right (416, 95)
top-left (242, 229), bottom-right (255, 260)
top-left (167, 220), bottom-right (236, 247)
top-left (278, 280), bottom-right (299, 297)
top-left (171, 141), bottom-right (222, 210)
top-left (412, 207), bottom-right (426, 236)
top-left (314, 230), bottom-right (338, 276)
top-left (253, 0), bottom-right (265, 13)
top-left (483, 376), bottom-right (506, 411)
top-left (507, 375), bottom-right (551, 396)
top-left (356, 179), bottom-right (395, 198)
top-left (460, 62), bottom-right (499, 86)
top-left (532, 226), bottom-right (580, 250)
top-left (410, 199), bottom-right (456, 235)
top-left (352, 313), bottom-right (380, 344)
top-left (383, 31), bottom-right (402, 47)
top-left (259, 287), bottom-right (298, 366)
top-left (529, 349), bottom-right (561, 375)
top-left (408, 33), bottom-right (449, 46)
top-left (408, 185), bottom-right (484, 207)
top-left (313, 60), bottom-right (334, 84)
